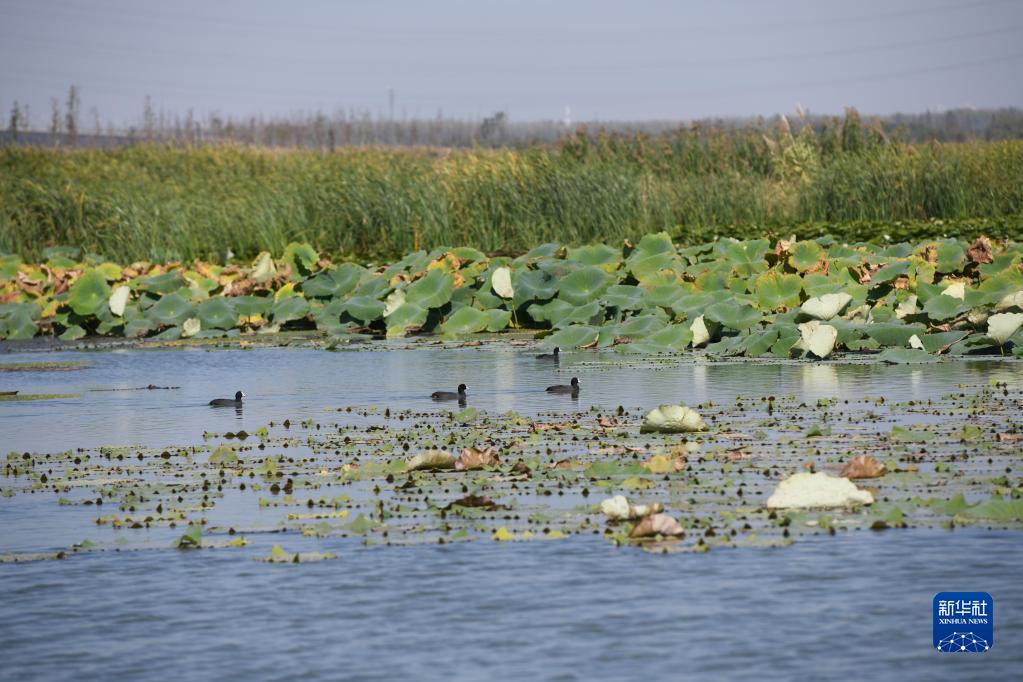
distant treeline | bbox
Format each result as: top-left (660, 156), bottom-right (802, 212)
top-left (3, 90), bottom-right (1023, 149)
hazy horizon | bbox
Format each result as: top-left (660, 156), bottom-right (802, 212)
top-left (2, 0), bottom-right (1022, 128)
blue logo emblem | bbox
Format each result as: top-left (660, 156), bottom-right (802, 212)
top-left (933, 592), bottom-right (993, 653)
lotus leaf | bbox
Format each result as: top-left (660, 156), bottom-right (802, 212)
top-left (798, 321), bottom-right (838, 359)
top-left (485, 309), bottom-right (512, 332)
top-left (557, 266), bottom-right (614, 306)
top-left (569, 243), bottom-right (621, 265)
top-left (644, 324), bottom-right (693, 350)
top-left (800, 293), bottom-right (852, 320)
top-left (59, 325), bottom-right (87, 341)
top-left (108, 286), bottom-right (130, 316)
top-left (512, 269), bottom-right (557, 308)
top-left (344, 295), bottom-right (386, 323)
top-left (922, 294), bottom-right (969, 321)
top-left (68, 269), bottom-right (112, 316)
top-left (544, 324), bottom-right (599, 349)
top-left (705, 301), bottom-right (761, 331)
top-left (690, 315), bottom-right (710, 347)
top-left (722, 239), bottom-right (770, 276)
top-left (406, 450), bottom-right (456, 471)
top-left (271, 296), bottom-right (310, 324)
top-left (491, 266), bottom-right (514, 299)
top-left (755, 271), bottom-right (803, 310)
top-left (640, 404), bottom-right (707, 433)
top-left (406, 269), bottom-right (454, 309)
top-left (440, 306), bottom-right (489, 335)
top-left (147, 293), bottom-right (195, 326)
top-left (602, 285), bottom-right (645, 311)
top-left (789, 240), bottom-right (825, 271)
top-left (197, 298), bottom-right (237, 329)
top-left (282, 242), bottom-right (319, 275)
top-left (987, 312), bottom-right (1023, 345)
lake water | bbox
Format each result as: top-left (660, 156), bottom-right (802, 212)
top-left (2, 345), bottom-right (1022, 680)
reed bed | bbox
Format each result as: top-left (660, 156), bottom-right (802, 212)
top-left (2, 122), bottom-right (1021, 262)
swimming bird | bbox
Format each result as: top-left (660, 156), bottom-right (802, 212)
top-left (546, 377), bottom-right (579, 394)
top-left (209, 390), bottom-right (245, 406)
top-left (432, 383), bottom-right (467, 401)
top-left (536, 346), bottom-right (560, 361)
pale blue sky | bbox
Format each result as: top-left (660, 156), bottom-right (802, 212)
top-left (1, 0), bottom-right (1021, 126)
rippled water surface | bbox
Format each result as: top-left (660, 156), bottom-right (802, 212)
top-left (2, 346), bottom-right (1022, 680)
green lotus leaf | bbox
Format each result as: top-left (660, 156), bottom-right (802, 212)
top-left (302, 274), bottom-right (343, 298)
top-left (197, 298), bottom-right (238, 329)
top-left (302, 263), bottom-right (365, 298)
top-left (755, 271), bottom-right (803, 310)
top-left (137, 272), bottom-right (185, 295)
top-left (271, 296), bottom-right (310, 324)
top-left (450, 246), bottom-right (487, 263)
top-left (513, 269), bottom-right (558, 308)
top-left (544, 324), bottom-right (599, 349)
top-left (282, 242), bottom-right (319, 275)
top-left (0, 303), bottom-right (39, 340)
top-left (644, 323), bottom-right (693, 350)
top-left (922, 294), bottom-right (969, 321)
top-left (486, 309), bottom-right (512, 332)
top-left (869, 260), bottom-right (910, 285)
top-left (628, 251), bottom-right (678, 283)
top-left (123, 319), bottom-right (152, 338)
top-left (385, 303), bottom-right (428, 337)
top-left (474, 283), bottom-right (504, 309)
top-left (519, 243), bottom-right (562, 262)
top-left (721, 239), bottom-right (770, 276)
top-left (58, 325), bottom-right (87, 341)
top-left (631, 232), bottom-right (676, 258)
top-left (863, 323), bottom-right (928, 347)
top-left (914, 330), bottom-right (968, 353)
top-left (616, 314), bottom-right (667, 338)
top-left (406, 269), bottom-right (454, 309)
top-left (42, 245), bottom-right (81, 262)
top-left (440, 306), bottom-right (489, 335)
top-left (643, 285), bottom-right (686, 311)
top-left (744, 329), bottom-right (781, 357)
top-left (0, 254), bottom-right (22, 282)
top-left (705, 301), bottom-right (762, 331)
top-left (341, 277), bottom-right (384, 303)
top-left (789, 241), bottom-right (825, 271)
top-left (380, 250), bottom-right (428, 280)
top-left (557, 266), bottom-right (614, 306)
top-left (68, 269), bottom-right (112, 316)
top-left (344, 295), bottom-right (386, 323)
top-left (601, 285), bottom-right (645, 311)
top-left (147, 293), bottom-right (195, 326)
top-left (231, 295), bottom-right (272, 318)
top-left (568, 243), bottom-right (621, 266)
top-left (933, 242), bottom-right (965, 273)
top-left (527, 299), bottom-right (575, 325)
top-left (877, 348), bottom-right (938, 364)
top-left (154, 326), bottom-right (182, 340)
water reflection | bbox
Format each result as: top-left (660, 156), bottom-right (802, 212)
top-left (801, 364), bottom-right (839, 398)
top-left (2, 346), bottom-right (1020, 452)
